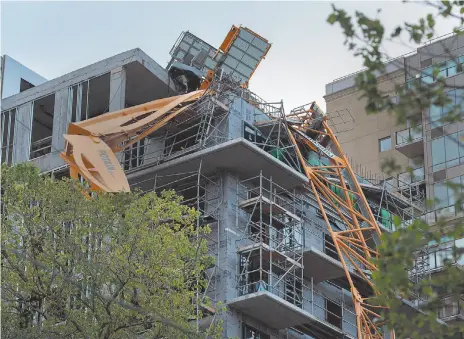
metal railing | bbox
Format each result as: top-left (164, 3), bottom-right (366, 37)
top-left (236, 277), bottom-right (358, 336)
top-left (30, 136), bottom-right (52, 159)
top-left (395, 126), bottom-right (423, 146)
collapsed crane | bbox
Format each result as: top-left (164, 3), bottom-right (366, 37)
top-left (283, 103), bottom-right (389, 338)
top-left (60, 25), bottom-right (391, 339)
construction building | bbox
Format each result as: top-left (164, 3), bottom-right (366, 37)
top-left (325, 32), bottom-right (464, 325)
top-left (0, 25), bottom-right (443, 339)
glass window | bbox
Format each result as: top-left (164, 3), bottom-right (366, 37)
top-left (204, 57), bottom-right (217, 70)
top-left (236, 63), bottom-right (253, 78)
top-left (412, 167), bottom-right (425, 182)
top-left (447, 176), bottom-right (461, 206)
top-left (234, 37), bottom-right (249, 52)
top-left (379, 136), bottom-right (392, 152)
top-left (437, 69), bottom-right (447, 79)
top-left (241, 54), bottom-right (259, 69)
top-left (431, 137), bottom-right (445, 167)
top-left (447, 64), bottom-right (457, 77)
top-left (422, 75), bottom-right (434, 84)
top-left (229, 46), bottom-right (244, 60)
top-left (224, 56), bottom-right (239, 69)
top-left (179, 42), bottom-right (190, 51)
top-left (176, 50), bottom-right (186, 60)
top-left (239, 29), bottom-right (255, 43)
top-left (247, 45), bottom-right (264, 60)
top-left (183, 35), bottom-right (194, 44)
top-left (459, 130), bottom-right (464, 164)
top-left (252, 38), bottom-right (269, 53)
top-left (423, 66), bottom-right (433, 76)
top-left (456, 89), bottom-right (464, 111)
top-left (396, 129), bottom-right (409, 145)
top-left (430, 104), bottom-right (442, 124)
top-left (445, 133), bottom-right (459, 167)
top-left (436, 247), bottom-right (453, 267)
top-left (434, 182), bottom-right (449, 209)
top-left (456, 238), bottom-right (464, 265)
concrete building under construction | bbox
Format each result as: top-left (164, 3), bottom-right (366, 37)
top-left (1, 26), bottom-right (434, 339)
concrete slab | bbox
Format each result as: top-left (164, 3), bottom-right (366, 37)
top-left (127, 138), bottom-right (308, 191)
top-left (303, 247), bottom-right (347, 283)
top-left (228, 291), bottom-right (344, 338)
top-left (395, 138), bottom-right (424, 159)
top-left (2, 48), bottom-right (177, 111)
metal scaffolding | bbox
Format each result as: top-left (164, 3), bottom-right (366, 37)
top-left (235, 172), bottom-right (304, 305)
top-left (131, 162), bottom-right (222, 327)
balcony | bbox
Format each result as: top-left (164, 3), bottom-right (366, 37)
top-left (395, 126), bottom-right (424, 158)
top-left (229, 280), bottom-right (357, 338)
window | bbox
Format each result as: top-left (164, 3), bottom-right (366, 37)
top-left (396, 125), bottom-right (423, 146)
top-left (122, 138), bottom-right (146, 171)
top-left (420, 55), bottom-right (464, 86)
top-left (438, 298), bottom-right (460, 319)
top-left (433, 176), bottom-right (462, 209)
top-left (30, 94), bottom-right (55, 159)
top-left (324, 233), bottom-right (338, 260)
top-left (243, 324), bottom-right (270, 339)
top-left (429, 88), bottom-right (464, 127)
top-left (20, 78), bottom-right (34, 92)
top-left (431, 132), bottom-right (464, 172)
top-left (429, 246), bottom-right (453, 270)
top-left (326, 299), bottom-right (342, 328)
top-left (379, 136), bottom-right (392, 152)
top-left (1, 108), bottom-right (16, 165)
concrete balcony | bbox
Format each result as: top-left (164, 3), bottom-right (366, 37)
top-left (395, 126), bottom-right (424, 158)
top-left (229, 282), bottom-right (358, 339)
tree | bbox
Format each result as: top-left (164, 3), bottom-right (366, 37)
top-left (1, 163), bottom-right (220, 339)
top-left (327, 2), bottom-right (464, 338)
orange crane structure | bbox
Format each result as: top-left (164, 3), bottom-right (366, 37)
top-left (61, 25), bottom-right (392, 339)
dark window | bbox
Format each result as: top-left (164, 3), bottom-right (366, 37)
top-left (420, 58), bottom-right (433, 69)
top-left (30, 94), bottom-right (55, 159)
top-left (1, 108), bottom-right (16, 165)
top-left (244, 122), bottom-right (256, 142)
top-left (324, 233), bottom-right (338, 260)
top-left (243, 324), bottom-right (270, 339)
top-left (20, 78), bottom-right (34, 92)
top-left (326, 299), bottom-right (342, 328)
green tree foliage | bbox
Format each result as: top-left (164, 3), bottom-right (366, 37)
top-left (328, 2), bottom-right (464, 338)
top-left (1, 163), bottom-right (221, 339)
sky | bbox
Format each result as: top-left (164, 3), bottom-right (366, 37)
top-left (0, 1), bottom-right (460, 111)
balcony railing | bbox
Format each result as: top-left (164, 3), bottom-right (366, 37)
top-left (395, 126), bottom-right (423, 146)
top-left (397, 167), bottom-right (425, 188)
top-left (30, 136), bottom-right (52, 160)
top-left (395, 126), bottom-right (424, 158)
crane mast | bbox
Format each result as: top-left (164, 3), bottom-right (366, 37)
top-left (60, 25), bottom-right (392, 339)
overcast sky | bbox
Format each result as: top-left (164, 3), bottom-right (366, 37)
top-left (1, 1), bottom-right (459, 110)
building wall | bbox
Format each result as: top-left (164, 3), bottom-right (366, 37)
top-left (1, 55), bottom-right (47, 99)
top-left (325, 69), bottom-right (409, 182)
top-left (325, 33), bottom-right (464, 206)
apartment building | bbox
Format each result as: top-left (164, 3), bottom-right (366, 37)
top-left (325, 32), bottom-right (464, 324)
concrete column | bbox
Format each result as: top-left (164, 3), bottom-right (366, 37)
top-left (12, 102), bottom-right (33, 164)
top-left (109, 66), bottom-right (127, 163)
top-left (51, 88), bottom-right (70, 152)
top-left (109, 66), bottom-right (126, 112)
